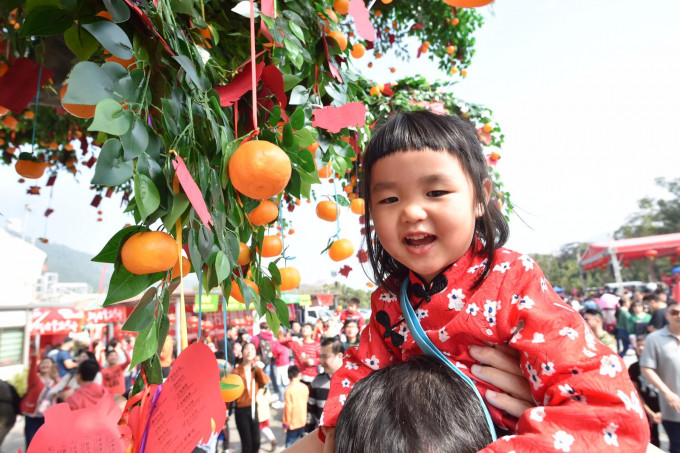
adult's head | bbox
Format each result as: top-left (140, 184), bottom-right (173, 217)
top-left (60, 338), bottom-right (74, 350)
top-left (335, 355), bottom-right (494, 453)
top-left (226, 324), bottom-right (238, 340)
top-left (77, 350), bottom-right (96, 363)
top-left (343, 320), bottom-right (359, 341)
top-left (655, 288), bottom-right (668, 303)
top-left (319, 337), bottom-right (344, 376)
top-left (259, 321), bottom-right (270, 332)
top-left (290, 321), bottom-right (301, 334)
top-left (241, 342), bottom-right (257, 365)
top-left (77, 359), bottom-right (100, 383)
top-left (584, 309), bottom-right (605, 333)
top-left (105, 348), bottom-right (119, 366)
top-left (630, 300), bottom-right (645, 315)
top-left (664, 301), bottom-right (680, 332)
top-left (643, 292), bottom-right (661, 310)
top-left (38, 357), bottom-right (55, 377)
top-left (302, 323), bottom-right (314, 340)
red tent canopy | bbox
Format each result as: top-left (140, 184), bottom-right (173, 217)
top-left (579, 232), bottom-right (680, 270)
top-left (30, 307), bottom-right (84, 335)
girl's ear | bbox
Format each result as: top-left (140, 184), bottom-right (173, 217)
top-left (476, 179), bottom-right (492, 217)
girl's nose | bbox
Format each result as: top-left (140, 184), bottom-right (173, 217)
top-left (400, 202), bottom-right (427, 223)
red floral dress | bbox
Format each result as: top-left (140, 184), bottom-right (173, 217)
top-left (321, 245), bottom-right (650, 452)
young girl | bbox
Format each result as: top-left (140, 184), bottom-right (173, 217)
top-left (317, 111), bottom-right (649, 451)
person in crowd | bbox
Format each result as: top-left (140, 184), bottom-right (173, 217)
top-left (224, 324), bottom-right (238, 368)
top-left (233, 343), bottom-right (269, 453)
top-left (641, 301), bottom-right (680, 453)
top-left (20, 350), bottom-right (56, 448)
top-left (315, 111), bottom-right (648, 451)
top-left (159, 334), bottom-right (175, 379)
top-left (647, 292), bottom-right (669, 333)
top-left (628, 300), bottom-right (653, 345)
top-left (289, 321), bottom-right (302, 339)
top-left (334, 355), bottom-right (494, 453)
top-left (45, 343), bottom-right (60, 361)
top-left (101, 343), bottom-right (130, 396)
top-left (629, 334), bottom-right (662, 447)
top-left (66, 359), bottom-right (109, 410)
top-left (256, 387), bottom-right (277, 451)
top-left (54, 337), bottom-right (77, 378)
top-left (584, 308), bottom-right (618, 352)
top-left (616, 295), bottom-right (632, 357)
top-left (47, 350), bottom-right (102, 402)
top-left (313, 319), bottom-right (325, 343)
top-left (283, 366), bottom-right (309, 448)
top-left (341, 320), bottom-right (360, 349)
top-left (272, 328), bottom-right (292, 409)
top-left (308, 338), bottom-right (344, 432)
top-left (280, 323), bottom-right (320, 385)
top-left (251, 322), bottom-right (278, 396)
top-left (0, 379), bottom-right (20, 447)
top-left (339, 298), bottom-right (365, 330)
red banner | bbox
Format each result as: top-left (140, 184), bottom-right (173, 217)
top-left (30, 308), bottom-right (83, 335)
top-left (85, 306), bottom-right (127, 325)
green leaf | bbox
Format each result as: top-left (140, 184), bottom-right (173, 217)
top-left (282, 74), bottom-right (302, 92)
top-left (162, 193), bottom-right (190, 233)
top-left (142, 354), bottom-right (162, 384)
top-left (121, 118), bottom-right (149, 160)
top-left (102, 0), bottom-right (130, 23)
top-left (268, 262), bottom-right (281, 285)
top-left (62, 61), bottom-right (113, 105)
top-left (91, 139), bottom-right (134, 186)
top-left (92, 225), bottom-right (141, 263)
top-left (26, 0), bottom-right (61, 12)
top-left (82, 21), bottom-right (133, 60)
top-left (265, 310), bottom-right (280, 335)
top-left (215, 251), bottom-right (231, 285)
top-left (289, 86), bottom-right (308, 105)
top-left (288, 21), bottom-right (304, 42)
top-left (282, 123), bottom-right (295, 148)
top-left (122, 286), bottom-right (156, 332)
top-left (334, 194), bottom-right (350, 207)
top-left (103, 266), bottom-right (163, 306)
top-left (268, 105), bottom-right (281, 127)
top-left (293, 129), bottom-right (316, 147)
top-left (64, 26), bottom-right (99, 61)
top-left (289, 108), bottom-right (305, 130)
top-left (273, 298), bottom-right (290, 328)
top-left (89, 99), bottom-right (132, 135)
top-left (20, 7), bottom-right (72, 36)
top-left (133, 173), bottom-right (160, 221)
top-left (130, 318), bottom-right (158, 368)
top-left (260, 276), bottom-right (275, 301)
top-left (170, 0), bottom-right (193, 14)
top-left (295, 148), bottom-right (316, 173)
top-left (173, 55), bottom-right (210, 92)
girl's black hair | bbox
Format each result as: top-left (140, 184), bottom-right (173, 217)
top-left (334, 355), bottom-right (494, 453)
top-left (361, 110), bottom-right (509, 293)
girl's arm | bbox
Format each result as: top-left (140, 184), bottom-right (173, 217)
top-left (482, 261), bottom-right (650, 453)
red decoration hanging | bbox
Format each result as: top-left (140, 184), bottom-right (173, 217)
top-left (645, 249), bottom-right (658, 260)
top-left (622, 261), bottom-right (631, 268)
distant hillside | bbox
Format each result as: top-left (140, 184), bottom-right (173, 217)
top-left (34, 241), bottom-right (113, 291)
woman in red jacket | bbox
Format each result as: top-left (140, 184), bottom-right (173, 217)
top-left (233, 342), bottom-right (270, 453)
top-left (20, 350), bottom-right (56, 448)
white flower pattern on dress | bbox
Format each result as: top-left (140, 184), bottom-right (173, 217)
top-left (415, 308), bottom-right (428, 320)
top-left (617, 390), bottom-right (644, 418)
top-left (397, 323), bottom-right (409, 342)
top-left (379, 292), bottom-right (397, 303)
top-left (603, 423), bottom-right (619, 447)
top-left (559, 327), bottom-right (578, 340)
top-left (599, 355), bottom-right (622, 378)
top-left (540, 278), bottom-right (548, 293)
top-left (553, 430), bottom-right (575, 452)
top-left (518, 295), bottom-right (535, 310)
top-left (466, 303), bottom-right (480, 316)
top-left (493, 262), bottom-right (511, 273)
top-left (484, 300), bottom-right (498, 326)
top-left (530, 407), bottom-right (546, 422)
top-left (345, 361), bottom-right (358, 370)
top-left (583, 348), bottom-right (597, 358)
top-left (541, 361), bottom-right (555, 376)
top-left (532, 333), bottom-right (545, 343)
top-left (439, 328), bottom-right (450, 342)
top-left (364, 355), bottom-right (380, 370)
top-left (339, 394), bottom-right (347, 405)
top-left (526, 363), bottom-right (543, 390)
top-left (341, 378), bottom-right (351, 388)
top-left (518, 254), bottom-right (534, 271)
top-left (447, 288), bottom-right (466, 311)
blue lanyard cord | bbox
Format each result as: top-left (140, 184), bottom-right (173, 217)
top-left (399, 279), bottom-right (497, 441)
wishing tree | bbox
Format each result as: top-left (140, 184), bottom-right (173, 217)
top-left (0, 0), bottom-right (507, 398)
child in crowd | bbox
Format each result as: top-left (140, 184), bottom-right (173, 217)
top-left (628, 334), bottom-right (661, 447)
top-left (316, 111), bottom-right (649, 451)
top-left (101, 344), bottom-right (130, 396)
top-left (284, 366), bottom-right (309, 448)
top-left (339, 298), bottom-right (365, 330)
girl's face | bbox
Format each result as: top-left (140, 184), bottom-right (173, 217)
top-left (370, 149), bottom-right (488, 284)
top-left (39, 358), bottom-right (53, 375)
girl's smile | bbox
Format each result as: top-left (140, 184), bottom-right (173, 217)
top-left (370, 149), bottom-right (489, 284)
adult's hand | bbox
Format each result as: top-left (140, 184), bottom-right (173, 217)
top-left (666, 391), bottom-right (680, 413)
top-left (469, 343), bottom-right (535, 419)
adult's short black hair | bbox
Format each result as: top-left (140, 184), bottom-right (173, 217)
top-left (320, 337), bottom-right (345, 355)
top-left (361, 110), bottom-right (509, 293)
top-left (584, 308), bottom-right (604, 323)
top-left (335, 355), bottom-right (493, 453)
top-left (643, 293), bottom-right (659, 303)
top-left (288, 365), bottom-right (301, 380)
top-left (77, 359), bottom-right (100, 382)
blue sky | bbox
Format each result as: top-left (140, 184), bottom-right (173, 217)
top-left (1, 0), bottom-right (679, 289)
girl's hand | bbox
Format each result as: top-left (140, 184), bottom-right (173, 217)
top-left (469, 343), bottom-right (535, 418)
top-left (281, 428), bottom-right (326, 453)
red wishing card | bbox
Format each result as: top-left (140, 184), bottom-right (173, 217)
top-left (129, 343), bottom-right (226, 453)
top-left (0, 58), bottom-right (54, 114)
top-left (312, 102), bottom-right (367, 133)
top-left (172, 155), bottom-right (213, 228)
top-left (215, 61), bottom-right (265, 107)
top-left (27, 394), bottom-right (130, 453)
top-left (349, 0), bottom-right (375, 42)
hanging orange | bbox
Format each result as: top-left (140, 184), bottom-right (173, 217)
top-left (171, 256), bottom-right (192, 279)
top-left (443, 0), bottom-right (494, 7)
top-left (333, 0), bottom-right (349, 14)
top-left (350, 42), bottom-right (366, 59)
top-left (237, 242), bottom-right (251, 266)
top-left (329, 239), bottom-right (354, 262)
top-left (316, 201), bottom-right (338, 222)
top-left (60, 85), bottom-right (96, 119)
top-left (221, 374), bottom-right (245, 402)
top-left (230, 279), bottom-right (259, 303)
top-left (279, 267), bottom-right (301, 291)
top-left (228, 140), bottom-right (292, 200)
top-left (350, 198), bottom-right (365, 215)
top-left (260, 235), bottom-right (283, 257)
top-left (318, 162), bottom-right (333, 178)
top-left (327, 31), bottom-right (348, 51)
top-left (15, 160), bottom-right (51, 179)
top-left (121, 231), bottom-right (177, 275)
top-left (248, 200), bottom-right (279, 226)
top-left (2, 115), bottom-right (18, 130)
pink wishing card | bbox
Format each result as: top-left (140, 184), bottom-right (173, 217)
top-left (312, 103), bottom-right (367, 133)
top-left (172, 155), bottom-right (214, 228)
top-left (348, 0), bottom-right (375, 42)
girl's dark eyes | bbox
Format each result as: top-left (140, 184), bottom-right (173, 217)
top-left (427, 190), bottom-right (448, 197)
top-left (378, 196), bottom-right (398, 204)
